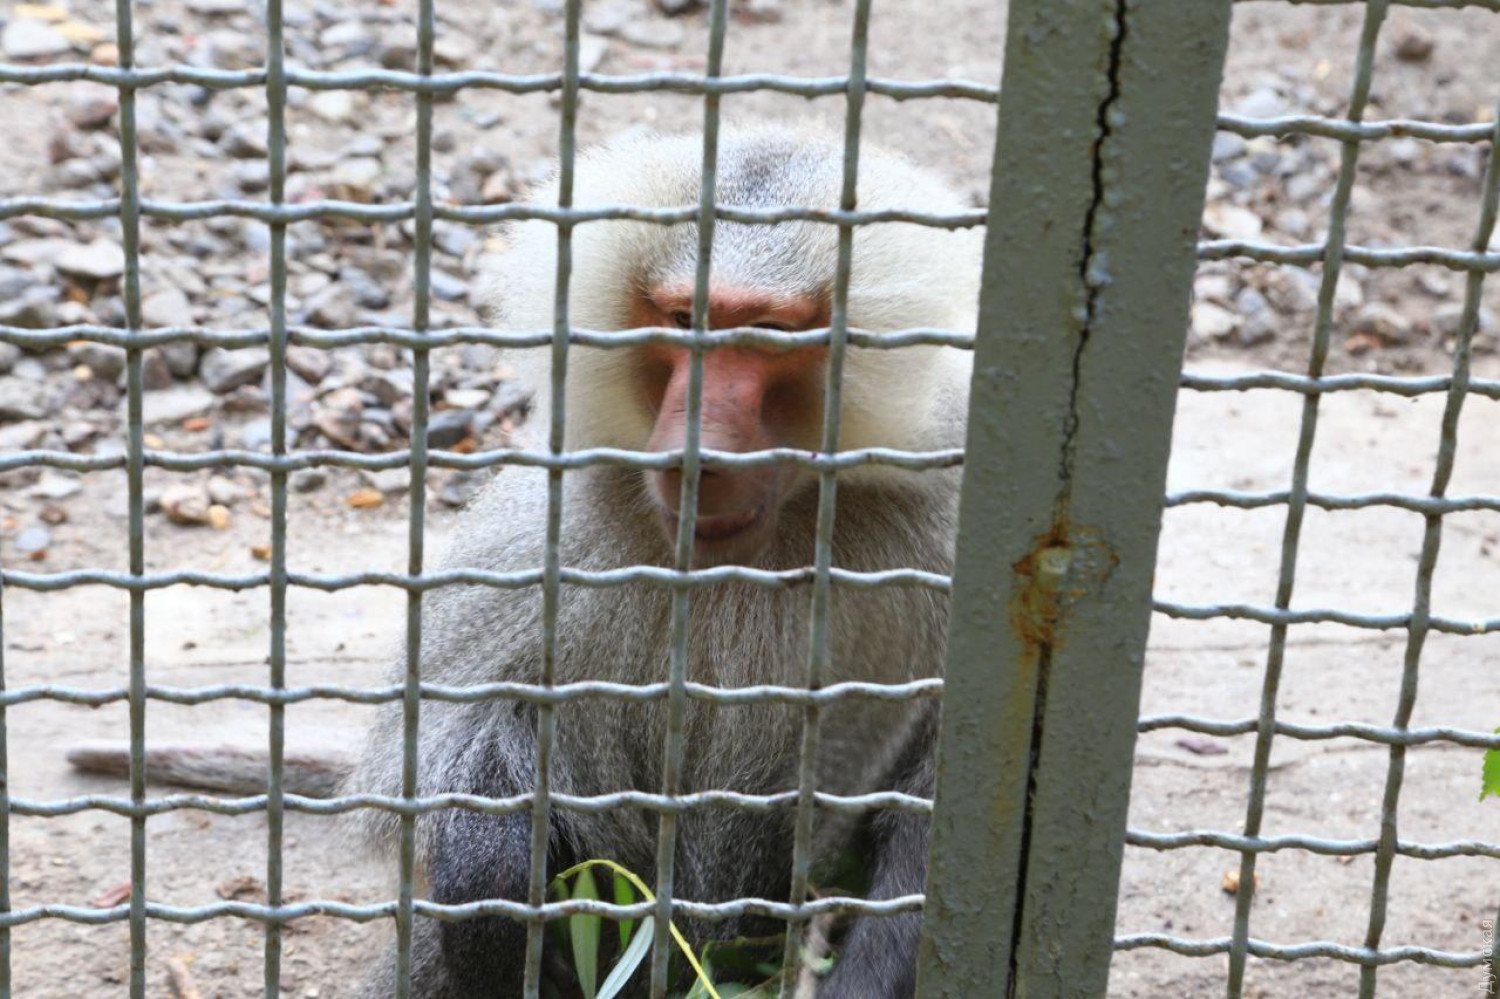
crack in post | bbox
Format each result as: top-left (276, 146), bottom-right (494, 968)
top-left (1005, 0), bottom-right (1129, 990)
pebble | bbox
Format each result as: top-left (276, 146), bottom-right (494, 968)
top-left (327, 157), bottom-right (384, 201)
top-left (200, 348), bottom-right (271, 394)
top-left (618, 19), bottom-right (684, 50)
top-left (206, 476), bottom-right (245, 506)
top-left (1202, 204), bottom-right (1263, 242)
top-left (1191, 302), bottom-right (1239, 341)
top-left (67, 342), bottom-right (127, 380)
top-left (0, 421), bottom-right (47, 450)
top-left (1210, 132), bottom-right (1246, 163)
top-left (292, 468), bottom-right (328, 493)
top-left (0, 342), bottom-right (22, 373)
top-left (142, 287), bottom-right (194, 327)
top-left (56, 239), bottom-right (126, 281)
top-left (141, 347), bottom-right (175, 390)
top-left (429, 270), bottom-right (468, 303)
top-left (1392, 22), bottom-right (1435, 63)
top-left (0, 377), bottom-right (53, 420)
top-left (140, 384), bottom-right (214, 425)
top-left (160, 483), bottom-right (213, 526)
top-left (1232, 87), bottom-right (1286, 120)
top-left (309, 91), bottom-right (357, 124)
top-left (1433, 304), bottom-right (1497, 339)
top-left (287, 346), bottom-right (333, 385)
top-left (68, 88), bottom-right (119, 131)
top-left (1351, 302), bottom-right (1413, 345)
top-left (27, 473), bottom-right (82, 500)
top-left (360, 467), bottom-right (410, 494)
top-left (2, 19), bottom-right (71, 60)
top-left (187, 0), bottom-right (245, 13)
top-left (427, 409), bottom-right (472, 448)
top-left (14, 527), bottom-right (51, 558)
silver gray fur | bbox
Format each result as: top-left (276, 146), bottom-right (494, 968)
top-left (344, 127), bottom-right (978, 997)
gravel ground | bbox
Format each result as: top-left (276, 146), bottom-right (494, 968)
top-left (1, 0), bottom-right (1499, 995)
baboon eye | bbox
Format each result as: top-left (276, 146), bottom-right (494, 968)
top-left (670, 310), bottom-right (693, 329)
top-left (754, 321), bottom-right (792, 333)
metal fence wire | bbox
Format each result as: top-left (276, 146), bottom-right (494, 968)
top-left (0, 0), bottom-right (1497, 996)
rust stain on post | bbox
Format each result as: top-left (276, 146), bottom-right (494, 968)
top-left (1009, 523), bottom-right (1118, 653)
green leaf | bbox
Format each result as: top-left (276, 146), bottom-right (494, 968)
top-left (598, 916), bottom-right (654, 999)
top-left (570, 866), bottom-right (601, 999)
top-left (614, 872), bottom-right (636, 949)
top-left (1482, 727), bottom-right (1500, 802)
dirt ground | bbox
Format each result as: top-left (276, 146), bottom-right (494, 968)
top-left (2, 0), bottom-right (1500, 996)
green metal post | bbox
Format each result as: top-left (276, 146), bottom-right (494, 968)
top-left (916, 0), bottom-right (1231, 995)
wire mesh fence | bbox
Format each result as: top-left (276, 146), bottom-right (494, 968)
top-left (0, 0), bottom-right (1496, 996)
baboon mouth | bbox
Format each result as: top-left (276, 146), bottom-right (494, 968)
top-left (661, 504), bottom-right (766, 545)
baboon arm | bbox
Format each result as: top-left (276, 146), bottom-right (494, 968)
top-left (816, 747), bottom-right (935, 999)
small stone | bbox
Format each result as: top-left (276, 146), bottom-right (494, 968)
top-left (433, 35), bottom-right (473, 67)
top-left (28, 473), bottom-right (82, 500)
top-left (160, 483), bottom-right (213, 526)
top-left (3, 19), bottom-right (71, 60)
top-left (1333, 271), bottom-right (1364, 316)
top-left (1392, 22), bottom-right (1434, 62)
top-left (1232, 87), bottom-right (1285, 120)
top-left (251, 543), bottom-right (272, 561)
top-left (141, 385), bottom-right (213, 425)
top-left (739, 0), bottom-right (782, 22)
top-left (292, 468), bottom-right (328, 493)
top-left (619, 18), bottom-right (685, 50)
top-left (0, 342), bottom-right (19, 374)
top-left (207, 504), bottom-right (231, 530)
top-left (67, 342), bottom-right (127, 381)
top-left (58, 21), bottom-right (106, 46)
top-left (286, 346), bottom-right (332, 385)
top-left (68, 87), bottom-right (119, 131)
top-left (139, 348), bottom-right (172, 390)
top-left (585, 2), bottom-right (632, 34)
top-left (56, 239), bottom-right (126, 281)
top-left (201, 348), bottom-right (270, 394)
top-left (14, 526), bottom-right (51, 559)
top-left (0, 420), bottom-right (47, 450)
top-left (480, 170), bottom-right (516, 204)
top-left (360, 467), bottom-right (409, 494)
top-left (1236, 311), bottom-right (1278, 347)
top-left (141, 287), bottom-right (192, 327)
top-left (1202, 204), bottom-right (1263, 242)
top-left (206, 476), bottom-right (245, 507)
top-left (39, 503), bottom-right (68, 525)
top-left (222, 125), bottom-right (269, 159)
top-left (309, 90), bottom-right (356, 124)
top-left (0, 377), bottom-right (52, 420)
top-left (187, 0), bottom-right (245, 12)
top-left (427, 409), bottom-right (472, 449)
top-left (445, 388), bottom-right (491, 410)
top-left (319, 21), bottom-right (374, 50)
top-left (1211, 132), bottom-right (1246, 163)
top-left (239, 417), bottom-right (273, 451)
top-left (579, 33), bottom-right (608, 73)
top-left (1433, 304), bottom-right (1498, 339)
top-left (1351, 302), bottom-right (1413, 345)
top-left (326, 157), bottom-right (383, 202)
top-left (160, 341), bottom-right (200, 378)
top-left (347, 488), bottom-right (385, 509)
top-left (0, 287), bottom-right (59, 329)
top-left (1191, 302), bottom-right (1238, 341)
top-left (429, 270), bottom-right (467, 303)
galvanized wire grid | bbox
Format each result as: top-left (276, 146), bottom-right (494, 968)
top-left (0, 0), bottom-right (1498, 998)
top-left (1132, 0), bottom-right (1500, 992)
